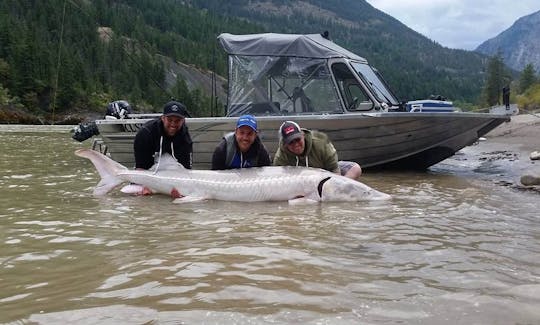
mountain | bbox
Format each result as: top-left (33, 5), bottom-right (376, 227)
top-left (476, 10), bottom-right (540, 73)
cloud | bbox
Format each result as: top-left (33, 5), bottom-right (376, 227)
top-left (366, 0), bottom-right (540, 49)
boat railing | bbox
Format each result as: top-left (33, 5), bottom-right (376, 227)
top-left (125, 113), bottom-right (162, 118)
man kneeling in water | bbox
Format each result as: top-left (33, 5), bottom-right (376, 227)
top-left (273, 121), bottom-right (362, 180)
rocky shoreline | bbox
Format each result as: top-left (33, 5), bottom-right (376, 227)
top-left (471, 113), bottom-right (540, 190)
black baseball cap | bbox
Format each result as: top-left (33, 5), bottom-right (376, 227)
top-left (163, 101), bottom-right (188, 118)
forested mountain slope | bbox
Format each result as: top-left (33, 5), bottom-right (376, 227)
top-left (1, 0), bottom-right (493, 122)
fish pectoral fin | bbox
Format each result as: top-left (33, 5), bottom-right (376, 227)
top-left (120, 184), bottom-right (153, 196)
top-left (120, 184), bottom-right (145, 195)
top-left (172, 196), bottom-right (207, 203)
top-left (288, 197), bottom-right (318, 205)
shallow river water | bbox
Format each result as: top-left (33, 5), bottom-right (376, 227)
top-left (0, 126), bottom-right (539, 324)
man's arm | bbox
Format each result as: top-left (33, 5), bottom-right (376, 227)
top-left (258, 143), bottom-right (272, 167)
top-left (272, 145), bottom-right (288, 166)
top-left (134, 129), bottom-right (154, 170)
top-left (211, 140), bottom-right (227, 170)
top-left (178, 142), bottom-right (193, 169)
top-left (132, 130), bottom-right (155, 195)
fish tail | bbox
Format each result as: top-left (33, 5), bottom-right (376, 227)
top-left (75, 149), bottom-right (127, 195)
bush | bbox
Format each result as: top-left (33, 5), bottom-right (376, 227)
top-left (517, 83), bottom-right (540, 111)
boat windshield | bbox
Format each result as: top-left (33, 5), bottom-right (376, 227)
top-left (226, 55), bottom-right (343, 116)
top-left (350, 62), bottom-right (400, 106)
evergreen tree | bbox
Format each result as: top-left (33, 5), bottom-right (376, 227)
top-left (519, 64), bottom-right (537, 93)
top-left (482, 53), bottom-right (510, 106)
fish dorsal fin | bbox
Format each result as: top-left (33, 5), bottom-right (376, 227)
top-left (150, 153), bottom-right (186, 172)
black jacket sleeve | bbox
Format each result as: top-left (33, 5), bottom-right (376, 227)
top-left (177, 142), bottom-right (193, 169)
top-left (211, 139), bottom-right (227, 170)
top-left (172, 125), bottom-right (193, 169)
top-left (134, 128), bottom-right (155, 169)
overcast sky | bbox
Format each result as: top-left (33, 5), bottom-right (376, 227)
top-left (365, 0), bottom-right (540, 50)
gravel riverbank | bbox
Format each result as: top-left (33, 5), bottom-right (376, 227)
top-left (452, 113), bottom-right (540, 189)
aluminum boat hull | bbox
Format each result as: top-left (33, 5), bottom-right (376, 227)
top-left (94, 111), bottom-right (508, 170)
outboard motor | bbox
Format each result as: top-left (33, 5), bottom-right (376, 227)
top-left (72, 100), bottom-right (132, 142)
top-left (72, 121), bottom-right (99, 142)
top-left (106, 100), bottom-right (132, 119)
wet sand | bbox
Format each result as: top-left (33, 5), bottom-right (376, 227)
top-left (485, 113), bottom-right (540, 152)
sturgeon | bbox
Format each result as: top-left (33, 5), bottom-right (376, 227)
top-left (75, 149), bottom-right (390, 203)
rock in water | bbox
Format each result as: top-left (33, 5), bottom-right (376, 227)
top-left (521, 173), bottom-right (540, 186)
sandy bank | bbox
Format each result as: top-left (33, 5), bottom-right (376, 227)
top-left (485, 113), bottom-right (540, 152)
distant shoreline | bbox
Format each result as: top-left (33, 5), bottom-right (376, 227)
top-left (0, 124), bottom-right (74, 133)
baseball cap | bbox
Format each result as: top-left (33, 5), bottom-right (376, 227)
top-left (163, 101), bottom-right (188, 118)
top-left (236, 115), bottom-right (257, 131)
top-left (279, 121), bottom-right (303, 144)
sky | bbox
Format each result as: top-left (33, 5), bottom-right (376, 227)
top-left (365, 0), bottom-right (540, 50)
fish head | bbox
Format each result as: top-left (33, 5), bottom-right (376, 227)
top-left (319, 175), bottom-right (391, 201)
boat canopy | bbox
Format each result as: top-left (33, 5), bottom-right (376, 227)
top-left (218, 33), bottom-right (368, 62)
top-left (217, 33), bottom-right (397, 117)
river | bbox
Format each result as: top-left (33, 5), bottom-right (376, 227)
top-left (1, 126), bottom-right (539, 324)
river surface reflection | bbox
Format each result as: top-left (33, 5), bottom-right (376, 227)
top-left (0, 127), bottom-right (539, 324)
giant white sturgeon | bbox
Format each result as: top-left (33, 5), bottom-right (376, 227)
top-left (75, 149), bottom-right (390, 203)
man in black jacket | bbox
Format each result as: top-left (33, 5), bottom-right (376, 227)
top-left (134, 100), bottom-right (193, 171)
top-left (211, 115), bottom-right (271, 170)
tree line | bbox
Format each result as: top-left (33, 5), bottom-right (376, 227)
top-left (482, 52), bottom-right (540, 111)
top-left (0, 0), bottom-right (262, 122)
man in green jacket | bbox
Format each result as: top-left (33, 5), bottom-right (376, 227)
top-left (273, 121), bottom-right (362, 180)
